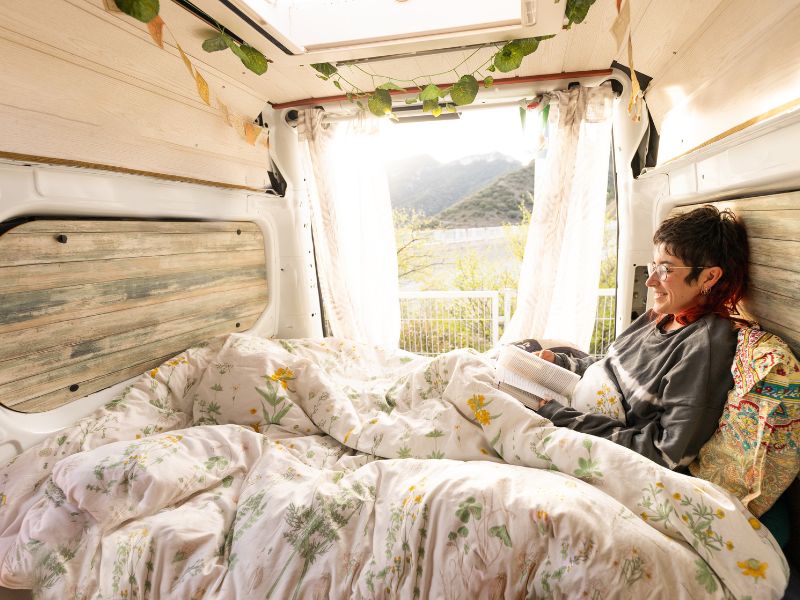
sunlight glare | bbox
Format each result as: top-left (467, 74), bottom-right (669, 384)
top-left (379, 106), bottom-right (540, 165)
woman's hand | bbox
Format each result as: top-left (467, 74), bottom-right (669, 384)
top-left (533, 350), bottom-right (556, 363)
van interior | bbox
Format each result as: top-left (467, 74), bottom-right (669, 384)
top-left (1, 0), bottom-right (799, 598)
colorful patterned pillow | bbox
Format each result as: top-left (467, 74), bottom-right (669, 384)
top-left (689, 327), bottom-right (800, 516)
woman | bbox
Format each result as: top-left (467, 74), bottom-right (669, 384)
top-left (532, 206), bottom-right (749, 470)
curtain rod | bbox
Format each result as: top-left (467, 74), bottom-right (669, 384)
top-left (270, 69), bottom-right (613, 110)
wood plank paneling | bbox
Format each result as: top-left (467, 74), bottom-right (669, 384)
top-left (671, 193), bottom-right (800, 356)
top-left (0, 250), bottom-right (266, 294)
top-left (0, 0), bottom-right (270, 188)
top-left (0, 219), bottom-right (268, 412)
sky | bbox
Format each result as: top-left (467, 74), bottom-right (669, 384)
top-left (379, 105), bottom-right (540, 165)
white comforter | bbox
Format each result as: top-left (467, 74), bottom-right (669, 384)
top-left (0, 334), bottom-right (789, 599)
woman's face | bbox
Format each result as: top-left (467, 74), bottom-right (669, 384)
top-left (646, 245), bottom-right (706, 316)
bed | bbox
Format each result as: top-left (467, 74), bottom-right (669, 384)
top-left (0, 198), bottom-right (796, 599)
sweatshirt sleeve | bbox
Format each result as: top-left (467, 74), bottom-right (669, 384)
top-left (538, 331), bottom-right (729, 469)
top-left (552, 352), bottom-right (598, 377)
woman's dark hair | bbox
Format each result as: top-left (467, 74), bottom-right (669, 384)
top-left (653, 205), bottom-right (749, 323)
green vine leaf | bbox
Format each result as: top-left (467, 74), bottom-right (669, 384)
top-left (202, 34), bottom-right (230, 53)
top-left (515, 38), bottom-right (540, 57)
top-left (223, 35), bottom-right (269, 75)
top-left (368, 89), bottom-right (393, 116)
top-left (114, 0), bottom-right (159, 23)
top-left (421, 99), bottom-right (444, 117)
top-left (565, 0), bottom-right (597, 27)
top-left (333, 80), bottom-right (342, 90)
top-left (234, 43), bottom-right (269, 75)
top-left (377, 82), bottom-right (406, 91)
top-left (449, 75), bottom-right (479, 106)
top-left (419, 84), bottom-right (441, 102)
top-left (404, 97), bottom-right (419, 105)
top-left (487, 64), bottom-right (496, 72)
top-left (311, 63), bottom-right (338, 79)
top-left (483, 76), bottom-right (494, 88)
top-left (493, 43), bottom-right (524, 73)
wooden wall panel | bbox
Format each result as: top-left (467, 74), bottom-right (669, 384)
top-left (0, 0), bottom-right (270, 188)
top-left (647, 1), bottom-right (800, 164)
top-left (0, 219), bottom-right (268, 412)
top-left (672, 191), bottom-right (800, 356)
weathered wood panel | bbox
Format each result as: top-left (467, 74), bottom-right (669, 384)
top-left (671, 193), bottom-right (800, 355)
top-left (0, 219), bottom-right (268, 412)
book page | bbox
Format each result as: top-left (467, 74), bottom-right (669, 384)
top-left (496, 345), bottom-right (580, 397)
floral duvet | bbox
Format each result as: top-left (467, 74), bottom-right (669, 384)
top-left (0, 334), bottom-right (789, 599)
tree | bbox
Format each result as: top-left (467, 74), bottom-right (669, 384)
top-left (393, 208), bottom-right (445, 281)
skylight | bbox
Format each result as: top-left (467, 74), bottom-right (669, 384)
top-left (237, 0), bottom-right (527, 52)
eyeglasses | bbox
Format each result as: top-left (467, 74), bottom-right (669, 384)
top-left (647, 262), bottom-right (710, 282)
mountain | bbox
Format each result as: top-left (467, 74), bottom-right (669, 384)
top-left (387, 153), bottom-right (520, 216)
top-left (436, 162), bottom-right (535, 228)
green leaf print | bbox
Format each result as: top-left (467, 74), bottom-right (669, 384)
top-left (256, 385), bottom-right (281, 407)
top-left (489, 524), bottom-right (512, 547)
top-left (694, 558), bottom-right (718, 593)
top-left (573, 442), bottom-right (603, 480)
top-left (267, 484), bottom-right (372, 600)
top-left (221, 475), bottom-right (234, 488)
top-left (455, 497), bottom-right (482, 523)
top-left (204, 456), bottom-right (229, 471)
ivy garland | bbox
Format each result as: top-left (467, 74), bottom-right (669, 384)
top-left (112, 0), bottom-right (598, 118)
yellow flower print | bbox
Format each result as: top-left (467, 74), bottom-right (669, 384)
top-left (467, 394), bottom-right (485, 412)
top-left (672, 493), bottom-right (681, 501)
top-left (0, 493), bottom-right (7, 506)
top-left (251, 422), bottom-right (261, 433)
top-left (748, 517), bottom-right (762, 530)
top-left (408, 485), bottom-right (416, 492)
top-left (655, 482), bottom-right (664, 489)
top-left (369, 418), bottom-right (378, 425)
top-left (737, 559), bottom-right (767, 580)
top-left (343, 428), bottom-right (355, 444)
top-left (640, 512), bottom-right (649, 521)
top-left (480, 448), bottom-right (489, 455)
top-left (149, 368), bottom-right (159, 379)
top-left (715, 509), bottom-right (725, 519)
top-left (414, 495), bottom-right (423, 504)
top-left (270, 367), bottom-right (296, 391)
top-left (475, 409), bottom-right (491, 426)
top-left (249, 408), bottom-right (257, 415)
top-left (726, 541), bottom-right (734, 551)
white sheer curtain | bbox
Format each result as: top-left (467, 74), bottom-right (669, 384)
top-left (501, 83), bottom-right (615, 350)
top-left (297, 109), bottom-right (400, 347)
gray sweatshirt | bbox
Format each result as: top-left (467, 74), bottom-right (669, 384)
top-left (536, 311), bottom-right (737, 469)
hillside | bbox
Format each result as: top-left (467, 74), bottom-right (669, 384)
top-left (436, 162), bottom-right (535, 227)
top-left (387, 153), bottom-right (520, 216)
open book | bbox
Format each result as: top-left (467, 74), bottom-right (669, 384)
top-left (495, 344), bottom-right (580, 409)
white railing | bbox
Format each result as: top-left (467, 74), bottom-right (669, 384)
top-left (398, 290), bottom-right (499, 356)
top-left (399, 288), bottom-right (616, 357)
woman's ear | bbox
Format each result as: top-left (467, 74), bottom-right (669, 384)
top-left (704, 266), bottom-right (723, 290)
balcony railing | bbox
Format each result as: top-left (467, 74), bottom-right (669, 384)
top-left (399, 288), bottom-right (616, 357)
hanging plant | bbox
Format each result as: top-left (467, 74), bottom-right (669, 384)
top-left (202, 31), bottom-right (269, 75)
top-left (109, 0), bottom-right (268, 146)
top-left (112, 0), bottom-right (269, 76)
top-left (310, 34), bottom-right (555, 119)
top-left (564, 0), bottom-right (598, 28)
